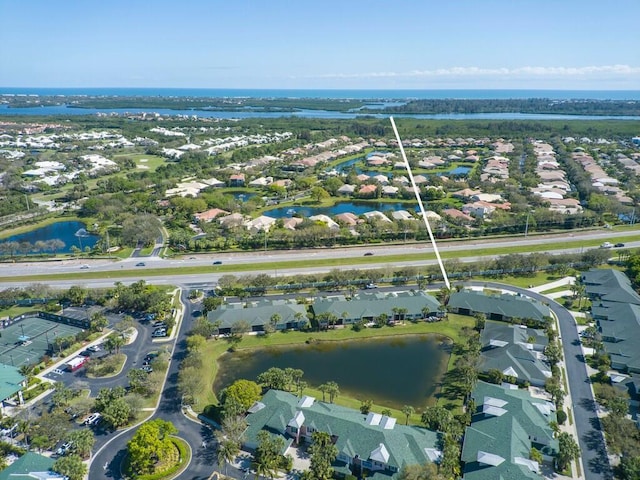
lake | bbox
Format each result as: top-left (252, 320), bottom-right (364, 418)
top-left (0, 221), bottom-right (99, 254)
top-left (214, 335), bottom-right (451, 409)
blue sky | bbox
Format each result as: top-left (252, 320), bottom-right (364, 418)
top-left (1, 0), bottom-right (638, 89)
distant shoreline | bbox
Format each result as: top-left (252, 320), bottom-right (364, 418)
top-left (2, 87), bottom-right (640, 101)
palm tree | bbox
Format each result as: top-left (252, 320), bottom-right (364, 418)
top-left (318, 383), bottom-right (329, 402)
top-left (217, 439), bottom-right (239, 475)
top-left (401, 405), bottom-right (415, 425)
top-left (326, 381), bottom-right (339, 403)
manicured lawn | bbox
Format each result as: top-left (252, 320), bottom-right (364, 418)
top-left (113, 153), bottom-right (167, 172)
top-left (194, 314), bottom-right (474, 416)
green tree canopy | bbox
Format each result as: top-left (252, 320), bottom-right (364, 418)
top-left (223, 379), bottom-right (262, 411)
top-left (127, 419), bottom-right (178, 475)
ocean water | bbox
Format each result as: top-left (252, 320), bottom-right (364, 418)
top-left (1, 87), bottom-right (640, 100)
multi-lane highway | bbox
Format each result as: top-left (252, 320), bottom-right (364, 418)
top-left (0, 228), bottom-right (638, 289)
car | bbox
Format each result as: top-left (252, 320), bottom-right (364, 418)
top-left (213, 260), bottom-right (223, 265)
top-left (153, 321), bottom-right (166, 328)
top-left (363, 252), bottom-right (374, 256)
top-left (87, 345), bottom-right (101, 352)
top-left (80, 264), bottom-right (90, 269)
top-left (152, 332), bottom-right (167, 338)
top-left (84, 413), bottom-right (101, 426)
top-left (141, 365), bottom-right (153, 373)
top-left (56, 441), bottom-right (72, 456)
top-left (615, 243), bottom-right (625, 248)
top-left (365, 283), bottom-right (377, 289)
top-left (135, 262), bottom-right (146, 267)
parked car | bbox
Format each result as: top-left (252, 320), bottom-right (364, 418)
top-left (141, 365), bottom-right (153, 373)
top-left (87, 345), bottom-right (101, 352)
top-left (152, 330), bottom-right (167, 338)
top-left (56, 441), bottom-right (72, 456)
top-left (153, 321), bottom-right (166, 328)
top-left (83, 413), bottom-right (101, 426)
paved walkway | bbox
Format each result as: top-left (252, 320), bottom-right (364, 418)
top-left (529, 276), bottom-right (576, 293)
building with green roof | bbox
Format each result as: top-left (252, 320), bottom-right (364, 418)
top-left (461, 381), bottom-right (558, 480)
top-left (449, 290), bottom-right (551, 324)
top-left (311, 291), bottom-right (441, 326)
top-left (0, 451), bottom-right (63, 480)
top-left (581, 268), bottom-right (640, 305)
top-left (0, 364), bottom-right (25, 415)
top-left (479, 321), bottom-right (551, 387)
top-left (592, 301), bottom-right (640, 373)
top-left (582, 269), bottom-right (640, 373)
top-left (207, 299), bottom-right (308, 334)
top-left (244, 389), bottom-right (441, 479)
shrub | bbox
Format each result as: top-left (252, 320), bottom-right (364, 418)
top-left (557, 409), bottom-right (567, 425)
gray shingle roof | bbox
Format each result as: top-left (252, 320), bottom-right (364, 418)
top-left (207, 301), bottom-right (308, 331)
top-left (583, 270), bottom-right (640, 373)
top-left (582, 268), bottom-right (640, 305)
top-left (449, 290), bottom-right (551, 322)
top-left (312, 291), bottom-right (440, 322)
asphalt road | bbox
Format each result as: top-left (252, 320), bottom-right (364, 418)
top-left (468, 281), bottom-right (612, 480)
top-left (89, 290), bottom-right (217, 480)
top-left (1, 228), bottom-right (638, 280)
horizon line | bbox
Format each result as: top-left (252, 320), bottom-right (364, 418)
top-left (2, 86), bottom-right (640, 92)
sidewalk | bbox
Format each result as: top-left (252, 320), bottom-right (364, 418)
top-left (529, 276), bottom-right (576, 293)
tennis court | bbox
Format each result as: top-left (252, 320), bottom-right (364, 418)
top-left (0, 316), bottom-right (84, 367)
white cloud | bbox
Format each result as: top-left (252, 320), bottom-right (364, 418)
top-left (312, 65), bottom-right (640, 80)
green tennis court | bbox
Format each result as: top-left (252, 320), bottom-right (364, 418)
top-left (0, 316), bottom-right (84, 367)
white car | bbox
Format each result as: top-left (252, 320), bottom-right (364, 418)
top-left (84, 413), bottom-right (102, 425)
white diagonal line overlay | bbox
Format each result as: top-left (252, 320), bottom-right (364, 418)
top-left (389, 116), bottom-right (450, 289)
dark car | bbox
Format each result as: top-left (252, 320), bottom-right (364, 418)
top-left (135, 262), bottom-right (146, 267)
top-left (614, 243), bottom-right (625, 248)
top-left (213, 260), bottom-right (223, 265)
top-left (364, 252), bottom-right (374, 256)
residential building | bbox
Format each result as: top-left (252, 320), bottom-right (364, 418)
top-left (462, 381), bottom-right (558, 480)
top-left (0, 364), bottom-right (25, 414)
top-left (207, 300), bottom-right (308, 334)
top-left (448, 290), bottom-right (551, 324)
top-left (0, 452), bottom-right (63, 480)
top-left (312, 291), bottom-right (441, 326)
top-left (479, 321), bottom-right (552, 387)
top-left (244, 390), bottom-right (441, 480)
top-left (582, 269), bottom-right (640, 373)
top-left (193, 208), bottom-right (229, 223)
